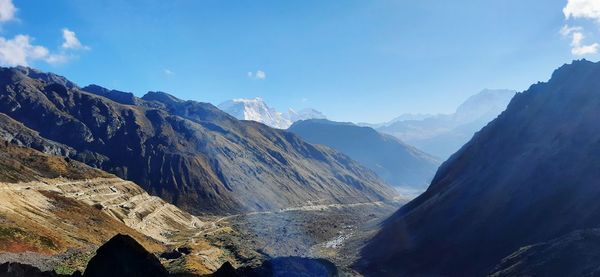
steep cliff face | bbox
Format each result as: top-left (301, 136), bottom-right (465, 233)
top-left (357, 60), bottom-right (600, 276)
top-left (0, 66), bottom-right (396, 214)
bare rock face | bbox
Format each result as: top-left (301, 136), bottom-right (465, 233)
top-left (358, 60), bottom-right (600, 276)
top-left (0, 66), bottom-right (396, 215)
top-left (83, 234), bottom-right (168, 277)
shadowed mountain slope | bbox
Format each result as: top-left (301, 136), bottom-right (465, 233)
top-left (289, 119), bottom-right (439, 191)
top-left (0, 66), bottom-right (396, 214)
top-left (489, 229), bottom-right (600, 277)
top-left (357, 60), bottom-right (600, 276)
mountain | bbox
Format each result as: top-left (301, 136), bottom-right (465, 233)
top-left (489, 229), bottom-right (600, 277)
top-left (0, 66), bottom-right (396, 215)
top-left (358, 114), bottom-right (434, 129)
top-left (288, 119), bottom-right (440, 192)
top-left (287, 108), bottom-right (327, 122)
top-left (217, 98), bottom-right (326, 129)
top-left (376, 89), bottom-right (515, 159)
top-left (357, 60), bottom-right (600, 276)
top-left (0, 139), bottom-right (170, 271)
top-left (218, 98), bottom-right (292, 129)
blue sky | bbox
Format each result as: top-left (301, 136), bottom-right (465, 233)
top-left (0, 0), bottom-right (599, 123)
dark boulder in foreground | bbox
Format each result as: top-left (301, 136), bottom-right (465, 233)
top-left (212, 257), bottom-right (338, 277)
top-left (489, 229), bottom-right (600, 277)
top-left (83, 234), bottom-right (168, 277)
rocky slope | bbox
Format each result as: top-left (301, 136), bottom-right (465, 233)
top-left (0, 66), bottom-right (396, 214)
top-left (357, 60), bottom-right (600, 276)
top-left (377, 89), bottom-right (515, 159)
top-left (0, 115), bottom-right (205, 244)
top-left (0, 138), bottom-right (241, 275)
top-left (289, 119), bottom-right (439, 191)
top-left (489, 229), bottom-right (600, 277)
top-left (0, 142), bottom-right (166, 270)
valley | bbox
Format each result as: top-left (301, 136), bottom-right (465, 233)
top-left (0, 1), bottom-right (599, 275)
top-left (0, 141), bottom-right (402, 275)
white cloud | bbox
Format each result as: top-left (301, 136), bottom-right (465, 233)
top-left (248, 70), bottom-right (266, 80)
top-left (61, 28), bottom-right (89, 50)
top-left (0, 35), bottom-right (69, 66)
top-left (571, 33), bottom-right (599, 55)
top-left (164, 69), bottom-right (174, 75)
top-left (561, 1), bottom-right (600, 56)
top-left (256, 70), bottom-right (266, 79)
top-left (0, 2), bottom-right (84, 66)
top-left (560, 25), bottom-right (599, 56)
top-left (560, 25), bottom-right (582, 37)
top-left (0, 0), bottom-right (16, 23)
top-left (563, 0), bottom-right (600, 22)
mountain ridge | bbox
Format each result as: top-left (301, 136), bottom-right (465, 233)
top-left (218, 97), bottom-right (326, 129)
top-left (289, 119), bottom-right (439, 191)
top-left (357, 59), bottom-right (600, 276)
top-left (376, 89), bottom-right (516, 158)
top-left (0, 66), bottom-right (396, 215)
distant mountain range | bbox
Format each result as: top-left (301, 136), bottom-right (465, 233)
top-left (288, 119), bottom-right (439, 193)
top-left (358, 60), bottom-right (600, 276)
top-left (369, 89), bottom-right (516, 159)
top-left (218, 97), bottom-right (326, 129)
top-left (0, 66), bottom-right (396, 215)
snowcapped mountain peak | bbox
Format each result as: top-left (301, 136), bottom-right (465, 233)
top-left (232, 97), bottom-right (263, 103)
top-left (218, 97), bottom-right (326, 129)
top-left (218, 97), bottom-right (291, 129)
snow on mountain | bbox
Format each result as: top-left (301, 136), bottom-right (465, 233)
top-left (287, 108), bottom-right (327, 122)
top-left (218, 98), bottom-right (326, 129)
top-left (376, 89), bottom-right (516, 159)
top-left (218, 97), bottom-right (292, 129)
